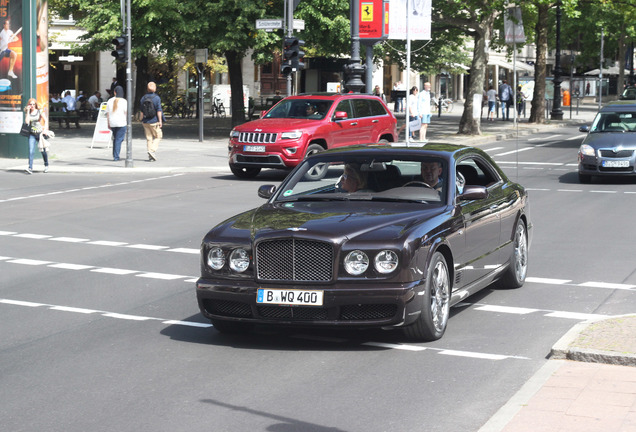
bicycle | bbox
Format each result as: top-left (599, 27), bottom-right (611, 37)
top-left (164, 95), bottom-right (193, 119)
top-left (211, 97), bottom-right (226, 118)
top-left (431, 96), bottom-right (454, 113)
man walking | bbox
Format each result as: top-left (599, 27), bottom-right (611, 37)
top-left (417, 82), bottom-right (432, 142)
top-left (498, 79), bottom-right (512, 121)
top-left (140, 82), bottom-right (163, 161)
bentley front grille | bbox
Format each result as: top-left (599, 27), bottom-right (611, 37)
top-left (256, 239), bottom-right (333, 282)
top-left (238, 132), bottom-right (277, 144)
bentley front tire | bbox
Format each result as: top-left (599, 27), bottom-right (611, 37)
top-left (404, 251), bottom-right (450, 341)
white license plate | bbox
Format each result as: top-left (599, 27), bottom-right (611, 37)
top-left (244, 145), bottom-right (266, 152)
top-left (602, 160), bottom-right (629, 168)
top-left (257, 289), bottom-right (324, 306)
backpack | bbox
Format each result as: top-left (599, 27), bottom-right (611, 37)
top-left (141, 96), bottom-right (157, 119)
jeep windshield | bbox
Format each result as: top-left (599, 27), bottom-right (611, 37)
top-left (264, 99), bottom-right (334, 120)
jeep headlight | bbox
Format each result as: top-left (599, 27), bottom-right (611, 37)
top-left (344, 250), bottom-right (369, 275)
top-left (374, 250), bottom-right (399, 274)
top-left (281, 131), bottom-right (302, 140)
top-left (579, 144), bottom-right (596, 157)
top-left (229, 248), bottom-right (250, 273)
top-left (230, 130), bottom-right (239, 139)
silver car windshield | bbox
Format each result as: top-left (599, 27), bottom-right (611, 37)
top-left (264, 99), bottom-right (333, 120)
top-left (274, 156), bottom-right (448, 205)
top-left (590, 112), bottom-right (636, 133)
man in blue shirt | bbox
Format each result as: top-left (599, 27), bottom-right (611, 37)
top-left (140, 81), bottom-right (163, 161)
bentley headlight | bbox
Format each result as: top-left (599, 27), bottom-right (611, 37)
top-left (344, 250), bottom-right (369, 275)
top-left (229, 248), bottom-right (250, 273)
top-left (207, 247), bottom-right (225, 270)
top-left (579, 144), bottom-right (596, 157)
top-left (374, 250), bottom-right (399, 274)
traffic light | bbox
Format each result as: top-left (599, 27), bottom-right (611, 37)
top-left (111, 36), bottom-right (127, 62)
top-left (290, 38), bottom-right (305, 71)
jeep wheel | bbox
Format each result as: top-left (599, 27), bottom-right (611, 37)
top-left (230, 165), bottom-right (261, 179)
top-left (304, 144), bottom-right (328, 181)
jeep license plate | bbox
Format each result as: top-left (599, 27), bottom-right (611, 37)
top-left (244, 145), bottom-right (266, 152)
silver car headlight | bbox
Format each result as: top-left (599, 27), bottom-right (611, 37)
top-left (229, 248), bottom-right (250, 273)
top-left (344, 250), bottom-right (369, 275)
top-left (207, 247), bottom-right (225, 270)
top-left (579, 144), bottom-right (596, 157)
top-left (281, 131), bottom-right (302, 140)
top-left (374, 250), bottom-right (399, 274)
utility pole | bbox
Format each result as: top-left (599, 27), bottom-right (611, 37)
top-left (550, 0), bottom-right (563, 120)
top-left (345, 0), bottom-right (365, 93)
top-left (125, 0), bottom-right (133, 167)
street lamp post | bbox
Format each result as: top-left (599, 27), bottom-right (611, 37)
top-left (550, 0), bottom-right (563, 120)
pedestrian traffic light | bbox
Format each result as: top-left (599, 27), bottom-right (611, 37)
top-left (281, 63), bottom-right (293, 76)
top-left (111, 36), bottom-right (127, 62)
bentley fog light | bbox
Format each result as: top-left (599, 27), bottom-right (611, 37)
top-left (229, 248), bottom-right (250, 273)
top-left (374, 250), bottom-right (399, 274)
top-left (344, 250), bottom-right (369, 275)
top-left (207, 247), bottom-right (225, 270)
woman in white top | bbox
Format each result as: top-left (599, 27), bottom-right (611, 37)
top-left (486, 86), bottom-right (497, 122)
top-left (24, 98), bottom-right (48, 174)
top-left (106, 86), bottom-right (127, 161)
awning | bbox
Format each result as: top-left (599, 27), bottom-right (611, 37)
top-left (488, 58), bottom-right (534, 73)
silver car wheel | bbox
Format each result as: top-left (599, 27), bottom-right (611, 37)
top-left (513, 223), bottom-right (528, 282)
top-left (430, 259), bottom-right (450, 333)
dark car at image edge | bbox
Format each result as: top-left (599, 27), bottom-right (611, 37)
top-left (197, 143), bottom-right (532, 341)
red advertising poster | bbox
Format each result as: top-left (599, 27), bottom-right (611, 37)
top-left (36, 0), bottom-right (49, 121)
top-left (0, 0), bottom-right (23, 133)
top-left (359, 0), bottom-right (383, 40)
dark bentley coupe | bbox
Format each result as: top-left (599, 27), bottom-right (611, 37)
top-left (196, 144), bottom-right (532, 341)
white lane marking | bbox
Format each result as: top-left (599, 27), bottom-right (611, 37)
top-left (437, 350), bottom-right (514, 361)
top-left (362, 342), bottom-right (427, 351)
top-left (88, 240), bottom-right (129, 246)
top-left (544, 311), bottom-right (608, 320)
top-left (526, 277), bottom-right (571, 285)
top-left (90, 267), bottom-right (139, 275)
top-left (167, 248), bottom-right (200, 254)
top-left (126, 244), bottom-right (170, 251)
top-left (495, 147), bottom-right (534, 156)
top-left (50, 237), bottom-right (90, 243)
top-left (49, 263), bottom-right (95, 270)
top-left (50, 306), bottom-right (99, 314)
top-left (0, 256), bottom-right (13, 260)
top-left (7, 259), bottom-right (52, 265)
top-left (483, 147), bottom-right (505, 152)
top-left (527, 134), bottom-right (562, 142)
top-left (0, 174), bottom-right (184, 204)
top-left (557, 189), bottom-right (583, 192)
top-left (0, 299), bottom-right (45, 307)
top-left (474, 305), bottom-right (538, 314)
top-left (566, 135), bottom-right (584, 141)
top-left (0, 297), bottom-right (212, 328)
top-left (590, 190), bottom-right (617, 194)
top-left (578, 281), bottom-right (636, 290)
top-left (495, 161), bottom-right (566, 166)
top-left (13, 233), bottom-right (52, 239)
top-left (5, 231), bottom-right (194, 256)
top-left (136, 272), bottom-right (188, 280)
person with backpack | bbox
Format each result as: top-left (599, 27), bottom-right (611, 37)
top-left (498, 79), bottom-right (512, 121)
top-left (140, 81), bottom-right (163, 161)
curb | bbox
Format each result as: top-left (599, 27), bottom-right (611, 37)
top-left (550, 314), bottom-right (636, 367)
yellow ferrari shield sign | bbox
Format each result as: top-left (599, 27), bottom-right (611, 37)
top-left (361, 2), bottom-right (373, 22)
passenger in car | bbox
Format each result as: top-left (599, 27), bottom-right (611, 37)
top-left (339, 163), bottom-right (369, 192)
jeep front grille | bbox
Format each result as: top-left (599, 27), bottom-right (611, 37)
top-left (238, 132), bottom-right (278, 144)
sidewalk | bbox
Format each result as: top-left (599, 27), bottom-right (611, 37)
top-left (1, 102), bottom-right (597, 174)
top-left (480, 315), bottom-right (636, 432)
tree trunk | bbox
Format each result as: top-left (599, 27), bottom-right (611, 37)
top-left (617, 22), bottom-right (626, 92)
top-left (134, 56), bottom-right (151, 113)
top-left (459, 24), bottom-right (491, 135)
top-left (225, 50), bottom-right (246, 127)
top-left (529, 4), bottom-right (549, 124)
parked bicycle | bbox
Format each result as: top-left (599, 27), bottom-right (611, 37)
top-left (431, 96), bottom-right (454, 113)
top-left (165, 95), bottom-right (193, 119)
top-left (211, 97), bottom-right (226, 118)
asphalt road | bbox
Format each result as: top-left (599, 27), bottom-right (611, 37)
top-left (1, 126), bottom-right (635, 432)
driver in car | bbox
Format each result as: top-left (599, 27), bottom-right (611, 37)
top-left (419, 160), bottom-right (444, 193)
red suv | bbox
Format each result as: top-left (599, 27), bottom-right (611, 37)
top-left (228, 93), bottom-right (397, 179)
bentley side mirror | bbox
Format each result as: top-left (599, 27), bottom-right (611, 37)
top-left (258, 185), bottom-right (276, 199)
top-left (457, 186), bottom-right (488, 201)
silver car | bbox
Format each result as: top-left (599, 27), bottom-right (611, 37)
top-left (578, 101), bottom-right (636, 183)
